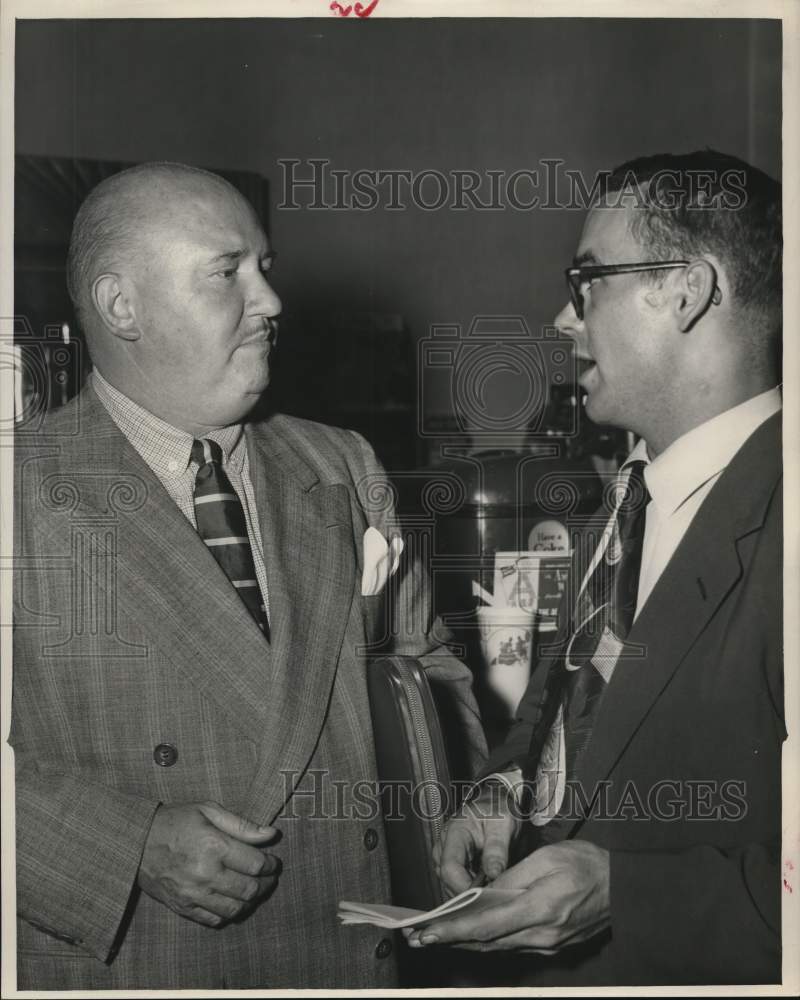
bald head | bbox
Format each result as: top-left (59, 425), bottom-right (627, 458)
top-left (64, 160), bottom-right (282, 434)
top-left (66, 162), bottom-right (237, 335)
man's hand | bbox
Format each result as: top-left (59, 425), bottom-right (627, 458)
top-left (137, 801), bottom-right (281, 927)
top-left (406, 840), bottom-right (610, 953)
top-left (435, 782), bottom-right (522, 897)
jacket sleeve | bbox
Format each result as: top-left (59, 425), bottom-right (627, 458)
top-left (349, 431), bottom-right (488, 779)
top-left (607, 482), bottom-right (784, 986)
top-left (13, 749), bottom-right (159, 962)
top-left (12, 440), bottom-right (161, 963)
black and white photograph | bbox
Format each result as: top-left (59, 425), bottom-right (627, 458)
top-left (1, 1), bottom-right (797, 995)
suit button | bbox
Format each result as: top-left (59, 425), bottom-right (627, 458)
top-left (375, 937), bottom-right (393, 959)
top-left (153, 743), bottom-right (178, 767)
top-left (363, 828), bottom-right (379, 851)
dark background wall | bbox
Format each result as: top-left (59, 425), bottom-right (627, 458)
top-left (15, 17), bottom-right (782, 465)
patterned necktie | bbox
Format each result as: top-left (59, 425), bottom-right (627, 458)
top-left (560, 460), bottom-right (650, 777)
top-left (527, 460), bottom-right (650, 834)
top-left (191, 438), bottom-right (269, 638)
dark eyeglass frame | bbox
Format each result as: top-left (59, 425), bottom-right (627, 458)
top-left (564, 260), bottom-right (722, 320)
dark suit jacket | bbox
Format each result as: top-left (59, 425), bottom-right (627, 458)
top-left (482, 411), bottom-right (784, 986)
top-left (11, 385), bottom-right (486, 990)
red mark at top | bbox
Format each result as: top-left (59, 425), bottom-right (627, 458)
top-left (330, 0), bottom-right (381, 16)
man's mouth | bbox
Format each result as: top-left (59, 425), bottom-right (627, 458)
top-left (571, 341), bottom-right (594, 372)
top-left (577, 358), bottom-right (598, 388)
top-left (240, 329), bottom-right (272, 348)
top-left (241, 318), bottom-right (277, 346)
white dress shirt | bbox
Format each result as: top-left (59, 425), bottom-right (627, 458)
top-left (629, 386), bottom-right (782, 618)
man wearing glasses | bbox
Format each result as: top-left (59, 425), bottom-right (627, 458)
top-left (406, 150), bottom-right (783, 985)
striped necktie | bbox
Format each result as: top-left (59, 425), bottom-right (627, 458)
top-left (191, 438), bottom-right (269, 638)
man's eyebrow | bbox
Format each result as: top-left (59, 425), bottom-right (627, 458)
top-left (207, 249), bottom-right (246, 264)
top-left (206, 248), bottom-right (273, 265)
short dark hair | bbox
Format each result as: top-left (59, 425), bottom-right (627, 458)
top-left (600, 149), bottom-right (781, 336)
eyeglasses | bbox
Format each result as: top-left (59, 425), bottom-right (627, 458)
top-left (564, 261), bottom-right (722, 320)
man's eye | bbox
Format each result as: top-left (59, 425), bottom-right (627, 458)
top-left (215, 268), bottom-right (237, 279)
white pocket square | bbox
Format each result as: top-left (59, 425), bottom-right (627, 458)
top-left (361, 527), bottom-right (404, 597)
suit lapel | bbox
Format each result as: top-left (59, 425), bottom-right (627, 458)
top-left (43, 391), bottom-right (276, 740)
top-left (240, 421), bottom-right (356, 824)
top-left (569, 413), bottom-right (782, 829)
top-left (40, 391), bottom-right (359, 817)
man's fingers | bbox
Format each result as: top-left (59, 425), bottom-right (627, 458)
top-left (216, 871), bottom-right (264, 903)
top-left (443, 918), bottom-right (576, 954)
top-left (438, 823), bottom-right (476, 896)
top-left (490, 843), bottom-right (566, 890)
top-left (446, 939), bottom-right (560, 955)
top-left (439, 860), bottom-right (473, 896)
top-left (223, 841), bottom-right (282, 877)
top-left (186, 905), bottom-right (228, 928)
top-left (253, 873), bottom-right (279, 900)
top-left (216, 868), bottom-right (279, 902)
top-left (411, 890), bottom-right (548, 948)
top-left (202, 892), bottom-right (248, 920)
top-left (199, 801), bottom-right (278, 844)
top-left (481, 823), bottom-right (512, 881)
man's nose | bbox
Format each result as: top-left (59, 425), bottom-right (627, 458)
top-left (553, 300), bottom-right (590, 360)
top-left (248, 271), bottom-right (282, 319)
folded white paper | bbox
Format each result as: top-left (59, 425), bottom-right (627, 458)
top-left (338, 886), bottom-right (523, 929)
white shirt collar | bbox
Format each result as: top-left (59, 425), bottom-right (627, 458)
top-left (622, 387), bottom-right (781, 515)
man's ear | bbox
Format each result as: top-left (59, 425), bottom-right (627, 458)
top-left (91, 273), bottom-right (141, 341)
top-left (673, 259), bottom-right (721, 333)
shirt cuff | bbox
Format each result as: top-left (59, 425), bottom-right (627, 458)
top-left (466, 768), bottom-right (525, 806)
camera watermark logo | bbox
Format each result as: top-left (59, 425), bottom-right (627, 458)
top-left (418, 316), bottom-right (577, 444)
top-left (1, 315), bottom-right (83, 438)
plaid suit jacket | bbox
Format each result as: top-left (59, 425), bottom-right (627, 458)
top-left (12, 385), bottom-right (486, 990)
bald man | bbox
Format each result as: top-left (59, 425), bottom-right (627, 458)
top-left (12, 163), bottom-right (486, 990)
